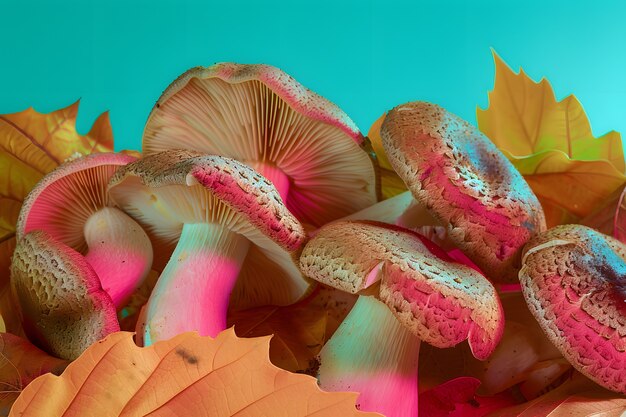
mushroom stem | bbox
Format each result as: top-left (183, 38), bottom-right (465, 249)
top-left (143, 222), bottom-right (250, 345)
top-left (249, 162), bottom-right (291, 201)
top-left (318, 295), bottom-right (420, 417)
top-left (84, 207), bottom-right (153, 308)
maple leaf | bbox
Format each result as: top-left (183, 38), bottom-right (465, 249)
top-left (477, 52), bottom-right (626, 227)
top-left (9, 329), bottom-right (379, 417)
top-left (0, 333), bottom-right (69, 415)
top-left (367, 113), bottom-right (407, 199)
top-left (0, 102), bottom-right (113, 334)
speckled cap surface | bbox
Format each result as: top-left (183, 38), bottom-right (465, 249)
top-left (381, 101), bottom-right (545, 282)
top-left (520, 224), bottom-right (626, 394)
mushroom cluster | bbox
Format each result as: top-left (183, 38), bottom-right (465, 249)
top-left (7, 63), bottom-right (626, 416)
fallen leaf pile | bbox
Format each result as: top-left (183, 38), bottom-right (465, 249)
top-left (1, 53), bottom-right (625, 416)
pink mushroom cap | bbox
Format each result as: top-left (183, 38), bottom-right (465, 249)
top-left (520, 224), bottom-right (626, 394)
top-left (143, 63), bottom-right (379, 227)
top-left (381, 101), bottom-right (546, 283)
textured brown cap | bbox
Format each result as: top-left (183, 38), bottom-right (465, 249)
top-left (11, 230), bottom-right (119, 360)
top-left (299, 220), bottom-right (504, 359)
top-left (520, 224), bottom-right (626, 393)
top-left (381, 102), bottom-right (545, 283)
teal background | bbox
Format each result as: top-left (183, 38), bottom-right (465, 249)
top-left (1, 0), bottom-right (625, 151)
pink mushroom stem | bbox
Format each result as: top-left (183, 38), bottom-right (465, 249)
top-left (83, 207), bottom-right (153, 307)
top-left (143, 222), bottom-right (250, 345)
top-left (318, 295), bottom-right (420, 417)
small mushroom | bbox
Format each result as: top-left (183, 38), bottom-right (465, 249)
top-left (108, 150), bottom-right (310, 344)
top-left (17, 152), bottom-right (153, 307)
top-left (381, 102), bottom-right (546, 282)
top-left (299, 220), bottom-right (504, 417)
top-left (143, 63), bottom-right (378, 227)
top-left (520, 224), bottom-right (626, 394)
top-left (11, 230), bottom-right (119, 360)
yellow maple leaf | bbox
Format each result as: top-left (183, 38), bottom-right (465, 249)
top-left (10, 329), bottom-right (379, 417)
top-left (477, 52), bottom-right (626, 227)
top-left (367, 113), bottom-right (407, 200)
top-left (0, 102), bottom-right (114, 333)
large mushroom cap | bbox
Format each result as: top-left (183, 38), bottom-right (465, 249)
top-left (10, 230), bottom-right (119, 360)
top-left (143, 63), bottom-right (378, 227)
top-left (300, 220), bottom-right (504, 359)
top-left (109, 150), bottom-right (310, 310)
top-left (381, 101), bottom-right (545, 283)
top-left (520, 224), bottom-right (626, 394)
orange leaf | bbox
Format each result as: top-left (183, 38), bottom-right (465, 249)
top-left (0, 333), bottom-right (69, 414)
top-left (487, 372), bottom-right (626, 417)
top-left (477, 52), bottom-right (626, 227)
top-left (368, 113), bottom-right (407, 199)
top-left (10, 329), bottom-right (379, 417)
top-left (0, 102), bottom-right (113, 333)
top-left (228, 286), bottom-right (357, 373)
top-left (582, 184), bottom-right (626, 243)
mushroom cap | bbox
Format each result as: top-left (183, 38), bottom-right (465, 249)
top-left (381, 102), bottom-right (545, 283)
top-left (108, 150), bottom-right (310, 308)
top-left (142, 63), bottom-right (378, 227)
top-left (16, 152), bottom-right (137, 248)
top-left (10, 230), bottom-right (119, 360)
top-left (299, 220), bottom-right (504, 360)
top-left (520, 224), bottom-right (626, 394)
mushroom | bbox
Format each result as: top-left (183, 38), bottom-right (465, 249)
top-left (16, 152), bottom-right (153, 307)
top-left (299, 220), bottom-right (504, 416)
top-left (11, 230), bottom-right (119, 360)
top-left (520, 224), bottom-right (626, 394)
top-left (381, 101), bottom-right (546, 282)
top-left (108, 150), bottom-right (309, 344)
top-left (142, 63), bottom-right (378, 228)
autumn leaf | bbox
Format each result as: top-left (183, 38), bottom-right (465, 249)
top-left (10, 329), bottom-right (379, 417)
top-left (368, 113), bottom-right (407, 199)
top-left (486, 372), bottom-right (626, 417)
top-left (582, 184), bottom-right (626, 243)
top-left (228, 285), bottom-right (357, 374)
top-left (0, 333), bottom-right (69, 415)
top-left (0, 101), bottom-right (113, 333)
top-left (477, 51), bottom-right (626, 227)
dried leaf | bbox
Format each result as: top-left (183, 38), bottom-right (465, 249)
top-left (10, 329), bottom-right (378, 417)
top-left (487, 372), bottom-right (626, 417)
top-left (0, 102), bottom-right (113, 333)
top-left (368, 113), bottom-right (407, 199)
top-left (419, 377), bottom-right (519, 417)
top-left (228, 286), bottom-right (357, 374)
top-left (0, 333), bottom-right (69, 415)
top-left (477, 52), bottom-right (626, 227)
top-left (582, 185), bottom-right (626, 243)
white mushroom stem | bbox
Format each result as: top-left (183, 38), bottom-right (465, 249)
top-left (143, 222), bottom-right (250, 345)
top-left (318, 295), bottom-right (420, 417)
top-left (84, 207), bottom-right (153, 308)
top-left (249, 162), bottom-right (291, 201)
